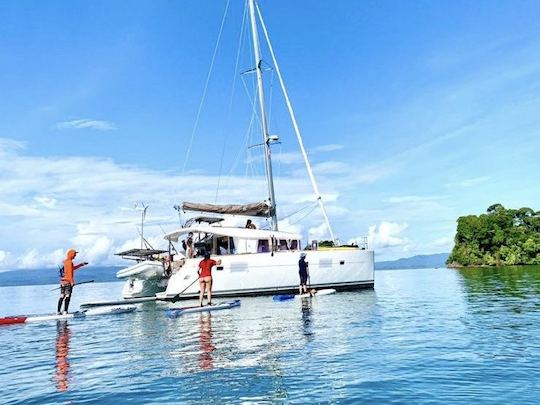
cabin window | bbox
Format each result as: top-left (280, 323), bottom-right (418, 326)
top-left (217, 236), bottom-right (235, 255)
top-left (257, 239), bottom-right (269, 253)
top-left (278, 239), bottom-right (288, 250)
top-left (290, 240), bottom-right (299, 250)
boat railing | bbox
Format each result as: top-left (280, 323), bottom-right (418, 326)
top-left (310, 237), bottom-right (369, 251)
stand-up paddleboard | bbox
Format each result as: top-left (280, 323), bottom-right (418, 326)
top-left (167, 300), bottom-right (241, 318)
top-left (297, 288), bottom-right (336, 299)
top-left (25, 312), bottom-right (86, 322)
top-left (0, 316), bottom-right (27, 325)
top-left (84, 305), bottom-right (137, 316)
top-left (272, 294), bottom-right (295, 301)
top-left (272, 288), bottom-right (337, 302)
top-left (81, 296), bottom-right (157, 309)
top-left (1, 305), bottom-right (136, 325)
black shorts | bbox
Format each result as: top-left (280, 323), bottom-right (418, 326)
top-left (299, 272), bottom-right (308, 285)
top-left (60, 284), bottom-right (72, 295)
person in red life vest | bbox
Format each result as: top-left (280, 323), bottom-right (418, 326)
top-left (198, 252), bottom-right (221, 307)
top-left (57, 248), bottom-right (88, 314)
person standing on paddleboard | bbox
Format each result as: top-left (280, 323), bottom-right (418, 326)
top-left (299, 253), bottom-right (309, 295)
top-left (198, 252), bottom-right (221, 307)
top-left (57, 248), bottom-right (88, 314)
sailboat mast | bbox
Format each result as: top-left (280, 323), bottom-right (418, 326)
top-left (254, 3), bottom-right (337, 244)
top-left (248, 0), bottom-right (278, 231)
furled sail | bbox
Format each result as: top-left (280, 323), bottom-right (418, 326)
top-left (182, 201), bottom-right (270, 217)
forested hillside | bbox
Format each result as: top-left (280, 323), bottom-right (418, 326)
top-left (447, 204), bottom-right (540, 267)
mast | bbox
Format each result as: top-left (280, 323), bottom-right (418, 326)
top-left (255, 2), bottom-right (337, 244)
top-left (248, 0), bottom-right (278, 231)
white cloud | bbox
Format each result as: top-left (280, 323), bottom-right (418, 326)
top-left (0, 138), bottom-right (26, 155)
top-left (385, 195), bottom-right (426, 204)
top-left (384, 195), bottom-right (445, 206)
top-left (34, 196), bottom-right (57, 209)
top-left (450, 176), bottom-right (491, 188)
top-left (56, 119), bottom-right (116, 131)
top-left (313, 144), bottom-right (344, 153)
top-left (19, 249), bottom-right (41, 269)
top-left (431, 236), bottom-right (453, 248)
top-left (277, 217), bottom-right (303, 235)
top-left (366, 221), bottom-right (409, 249)
top-left (308, 222), bottom-right (329, 241)
top-left (0, 250), bottom-right (10, 265)
top-left (0, 137), bottom-right (353, 269)
top-left (245, 151), bottom-right (302, 166)
top-left (312, 161), bottom-right (350, 175)
top-left (0, 201), bottom-right (43, 217)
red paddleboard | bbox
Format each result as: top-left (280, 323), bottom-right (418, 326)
top-left (0, 316), bottom-right (27, 325)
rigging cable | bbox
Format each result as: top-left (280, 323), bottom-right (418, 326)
top-left (282, 202), bottom-right (320, 228)
top-left (279, 200), bottom-right (318, 222)
top-left (224, 13), bottom-right (260, 179)
top-left (255, 1), bottom-right (337, 243)
top-left (182, 0), bottom-right (231, 173)
top-left (239, 69), bottom-right (265, 182)
top-left (214, 0), bottom-right (249, 203)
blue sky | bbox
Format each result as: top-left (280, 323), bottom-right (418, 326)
top-left (1, 0), bottom-right (540, 269)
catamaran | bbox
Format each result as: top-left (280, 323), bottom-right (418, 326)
top-left (152, 0), bottom-right (374, 300)
top-left (100, 0), bottom-right (374, 303)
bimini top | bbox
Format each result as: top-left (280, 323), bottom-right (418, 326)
top-left (184, 216), bottom-right (225, 227)
top-left (115, 248), bottom-right (168, 258)
top-left (182, 201), bottom-right (271, 217)
top-left (164, 225), bottom-right (300, 242)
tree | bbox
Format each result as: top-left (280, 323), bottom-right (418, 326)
top-left (447, 205), bottom-right (540, 267)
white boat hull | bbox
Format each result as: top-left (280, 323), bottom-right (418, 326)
top-left (161, 248), bottom-right (374, 300)
top-left (116, 261), bottom-right (168, 299)
top-left (121, 277), bottom-right (168, 299)
top-left (116, 261), bottom-right (165, 280)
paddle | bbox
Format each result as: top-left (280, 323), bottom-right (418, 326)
top-left (50, 280), bottom-right (95, 291)
top-left (169, 276), bottom-right (199, 303)
top-left (307, 261), bottom-right (311, 291)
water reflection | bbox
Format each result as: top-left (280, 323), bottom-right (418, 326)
top-left (198, 313), bottom-right (214, 371)
top-left (300, 298), bottom-right (314, 342)
top-left (54, 320), bottom-right (71, 392)
top-left (458, 265), bottom-right (540, 301)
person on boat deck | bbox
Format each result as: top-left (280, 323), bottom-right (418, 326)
top-left (245, 219), bottom-right (256, 229)
top-left (163, 254), bottom-right (173, 277)
top-left (198, 252), bottom-right (221, 307)
top-left (298, 253), bottom-right (309, 295)
top-left (186, 232), bottom-right (194, 258)
top-left (57, 249), bottom-right (88, 314)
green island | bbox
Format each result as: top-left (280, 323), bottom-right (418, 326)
top-left (447, 204), bottom-right (540, 267)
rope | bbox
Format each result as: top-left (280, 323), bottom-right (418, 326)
top-left (182, 0), bottom-right (231, 173)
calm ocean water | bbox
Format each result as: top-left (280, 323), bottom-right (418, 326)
top-left (2, 266), bottom-right (540, 404)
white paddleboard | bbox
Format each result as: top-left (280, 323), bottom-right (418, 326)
top-left (26, 312), bottom-right (84, 322)
top-left (297, 288), bottom-right (336, 299)
top-left (25, 305), bottom-right (136, 323)
top-left (81, 297), bottom-right (157, 309)
top-left (84, 305), bottom-right (137, 316)
top-left (167, 300), bottom-right (241, 318)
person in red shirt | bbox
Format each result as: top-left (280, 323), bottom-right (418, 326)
top-left (57, 248), bottom-right (88, 314)
top-left (198, 252), bottom-right (221, 307)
